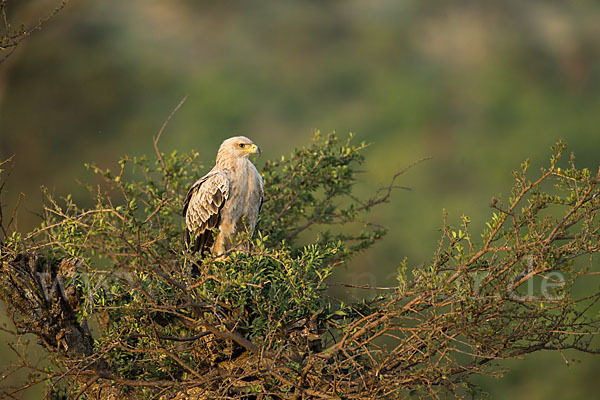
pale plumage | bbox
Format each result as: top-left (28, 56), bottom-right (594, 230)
top-left (183, 136), bottom-right (264, 256)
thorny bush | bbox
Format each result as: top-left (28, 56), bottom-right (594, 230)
top-left (1, 134), bottom-right (600, 399)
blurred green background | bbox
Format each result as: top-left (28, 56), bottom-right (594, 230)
top-left (1, 0), bottom-right (600, 398)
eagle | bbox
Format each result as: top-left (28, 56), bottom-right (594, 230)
top-left (183, 136), bottom-right (264, 257)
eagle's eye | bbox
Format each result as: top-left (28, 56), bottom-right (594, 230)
top-left (238, 143), bottom-right (245, 148)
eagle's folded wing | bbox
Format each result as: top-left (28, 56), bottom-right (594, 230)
top-left (183, 171), bottom-right (230, 253)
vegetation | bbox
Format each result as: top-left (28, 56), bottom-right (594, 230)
top-left (1, 133), bottom-right (599, 399)
top-left (0, 0), bottom-right (67, 65)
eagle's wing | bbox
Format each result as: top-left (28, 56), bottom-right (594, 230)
top-left (257, 173), bottom-right (264, 215)
top-left (183, 171), bottom-right (230, 254)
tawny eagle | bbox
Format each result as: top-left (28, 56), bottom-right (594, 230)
top-left (183, 136), bottom-right (264, 257)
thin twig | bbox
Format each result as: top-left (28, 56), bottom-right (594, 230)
top-left (153, 96), bottom-right (188, 187)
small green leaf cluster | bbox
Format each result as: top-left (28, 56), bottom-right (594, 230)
top-left (388, 141), bottom-right (600, 397)
top-left (260, 131), bottom-right (385, 253)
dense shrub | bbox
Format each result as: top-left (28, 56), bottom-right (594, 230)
top-left (1, 134), bottom-right (599, 399)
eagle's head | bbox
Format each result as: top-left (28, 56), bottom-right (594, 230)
top-left (217, 136), bottom-right (261, 164)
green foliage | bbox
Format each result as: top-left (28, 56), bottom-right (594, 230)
top-left (2, 135), bottom-right (600, 399)
top-left (3, 132), bottom-right (385, 383)
top-left (260, 132), bottom-right (388, 258)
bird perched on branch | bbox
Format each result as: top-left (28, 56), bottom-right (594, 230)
top-left (183, 136), bottom-right (264, 258)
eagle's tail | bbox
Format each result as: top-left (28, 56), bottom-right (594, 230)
top-left (184, 229), bottom-right (214, 255)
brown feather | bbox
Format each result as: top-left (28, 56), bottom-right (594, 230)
top-left (183, 171), bottom-right (230, 255)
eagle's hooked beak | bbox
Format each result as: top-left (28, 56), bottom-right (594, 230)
top-left (248, 144), bottom-right (261, 155)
